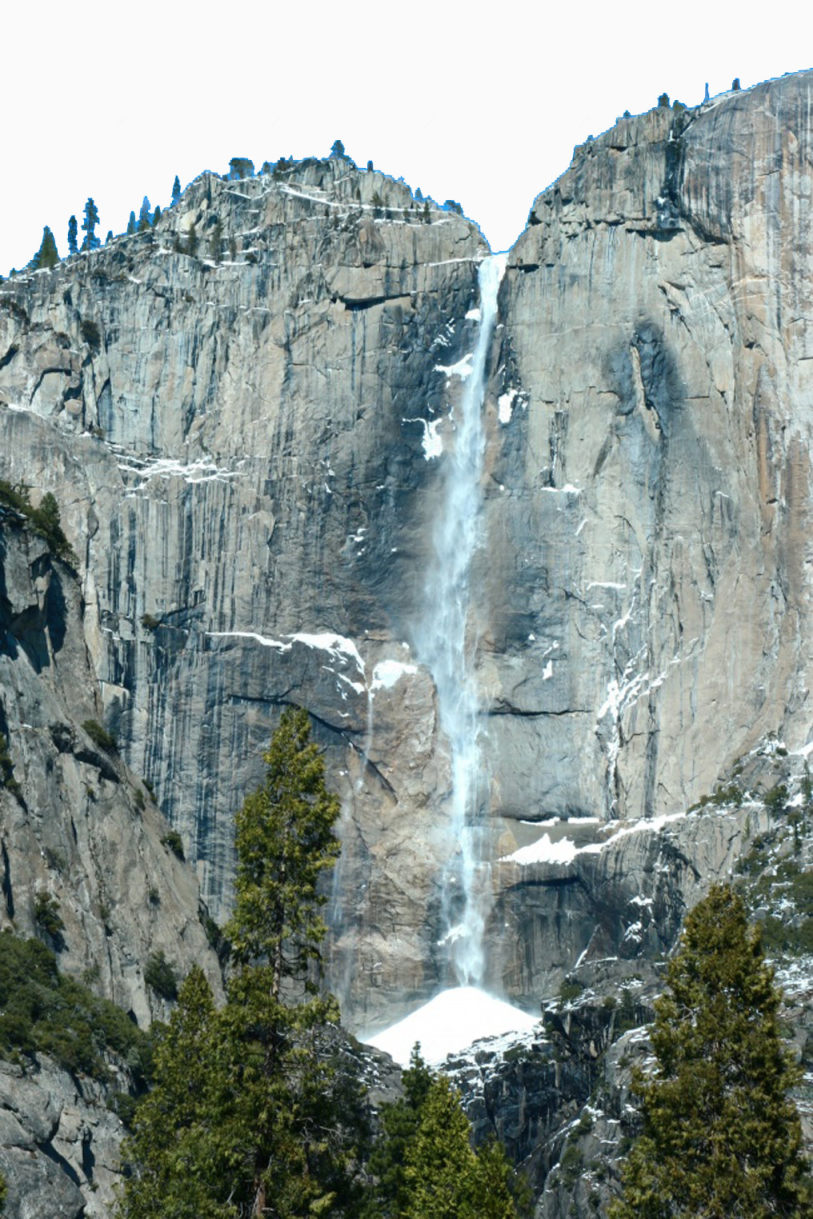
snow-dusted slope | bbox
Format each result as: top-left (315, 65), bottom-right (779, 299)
top-left (363, 986), bottom-right (539, 1065)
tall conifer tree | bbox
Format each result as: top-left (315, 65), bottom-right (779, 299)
top-left (117, 708), bottom-right (364, 1219)
top-left (81, 198), bottom-right (100, 250)
top-left (612, 884), bottom-right (811, 1218)
top-left (29, 226), bottom-right (59, 270)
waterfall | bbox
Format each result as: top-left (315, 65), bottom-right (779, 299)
top-left (416, 253), bottom-right (505, 986)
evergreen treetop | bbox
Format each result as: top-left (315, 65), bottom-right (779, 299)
top-left (171, 175), bottom-right (181, 206)
top-left (226, 706), bottom-right (340, 993)
top-left (403, 1074), bottom-right (516, 1219)
top-left (611, 884), bottom-right (812, 1219)
top-left (365, 1043), bottom-right (519, 1219)
top-left (67, 214), bottom-right (78, 255)
top-left (118, 708), bottom-right (363, 1219)
top-left (29, 226), bottom-right (59, 271)
top-left (81, 198), bottom-right (100, 250)
top-left (138, 197), bottom-right (152, 232)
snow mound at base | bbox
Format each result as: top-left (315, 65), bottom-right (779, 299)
top-left (362, 986), bottom-right (539, 1066)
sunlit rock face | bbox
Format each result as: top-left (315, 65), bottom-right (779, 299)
top-left (490, 76), bottom-right (813, 830)
top-left (2, 73), bottom-right (813, 1032)
top-left (0, 515), bottom-right (222, 1020)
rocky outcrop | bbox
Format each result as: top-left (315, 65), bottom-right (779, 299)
top-left (2, 77), bottom-right (813, 1033)
top-left (491, 75), bottom-right (813, 831)
top-left (0, 159), bottom-right (488, 1027)
top-left (0, 1056), bottom-right (124, 1219)
top-left (0, 512), bottom-right (222, 1019)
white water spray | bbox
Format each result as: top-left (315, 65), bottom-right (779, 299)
top-left (416, 254), bottom-right (506, 985)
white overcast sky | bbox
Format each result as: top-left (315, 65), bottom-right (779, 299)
top-left (2, 2), bottom-right (811, 276)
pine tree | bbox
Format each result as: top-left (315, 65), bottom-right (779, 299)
top-left (118, 967), bottom-right (236, 1218)
top-left (612, 884), bottom-right (812, 1219)
top-left (228, 157), bottom-right (254, 180)
top-left (29, 226), bottom-right (59, 270)
top-left (209, 218), bottom-right (222, 263)
top-left (67, 215), bottom-right (78, 255)
top-left (367, 1045), bottom-right (518, 1219)
top-left (171, 175), bottom-right (181, 206)
top-left (403, 1075), bottom-right (516, 1219)
top-left (127, 211), bottom-right (137, 236)
top-left (364, 1044), bottom-right (433, 1215)
top-left (222, 706), bottom-right (345, 1215)
top-left (138, 197), bottom-right (152, 232)
top-left (81, 198), bottom-right (100, 250)
top-left (118, 709), bottom-right (362, 1219)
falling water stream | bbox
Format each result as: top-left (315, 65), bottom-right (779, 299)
top-left (415, 253), bottom-right (506, 986)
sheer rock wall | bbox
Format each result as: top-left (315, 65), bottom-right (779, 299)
top-left (1, 75), bottom-right (812, 1030)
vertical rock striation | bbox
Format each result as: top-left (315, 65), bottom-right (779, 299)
top-left (1, 77), bottom-right (813, 1030)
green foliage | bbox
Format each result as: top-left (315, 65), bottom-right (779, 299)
top-left (144, 951), bottom-right (177, 1001)
top-left (364, 1044), bottom-right (434, 1215)
top-left (82, 718), bottom-right (117, 752)
top-left (402, 1074), bottom-right (516, 1218)
top-left (330, 139), bottom-right (345, 158)
top-left (187, 223), bottom-right (198, 257)
top-left (137, 197), bottom-right (152, 232)
top-left (127, 211), bottom-right (137, 236)
top-left (227, 707), bottom-right (340, 983)
top-left (80, 319), bottom-right (101, 351)
top-left (0, 732), bottom-right (20, 796)
top-left (171, 175), bottom-right (181, 206)
top-left (33, 891), bottom-right (65, 942)
top-left (29, 226), bottom-right (59, 270)
top-left (559, 977), bottom-right (585, 1005)
top-left (0, 931), bottom-right (152, 1082)
top-left (611, 885), bottom-right (812, 1218)
top-left (0, 481), bottom-right (76, 564)
top-left (67, 214), bottom-right (78, 255)
top-left (750, 860), bottom-right (813, 957)
top-left (140, 613), bottom-right (160, 631)
top-left (209, 218), bottom-right (223, 263)
top-left (366, 1045), bottom-right (518, 1219)
top-left (559, 1140), bottom-right (583, 1188)
top-left (658, 92), bottom-right (670, 108)
top-left (161, 831), bottom-right (185, 860)
top-left (119, 967), bottom-right (235, 1217)
top-left (228, 157), bottom-right (254, 180)
top-left (118, 708), bottom-right (365, 1218)
top-left (81, 197), bottom-right (100, 250)
top-left (0, 1169), bottom-right (6, 1212)
top-left (689, 782), bottom-right (743, 812)
top-left (764, 783), bottom-right (789, 814)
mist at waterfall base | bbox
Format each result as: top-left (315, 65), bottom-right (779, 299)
top-left (366, 988), bottom-right (539, 1067)
top-left (362, 256), bottom-right (537, 1066)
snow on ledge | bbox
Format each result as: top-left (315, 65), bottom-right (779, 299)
top-left (363, 986), bottom-right (539, 1066)
top-left (434, 353), bottom-right (473, 380)
top-left (501, 810), bottom-right (691, 868)
top-left (207, 629), bottom-right (365, 675)
top-left (371, 659), bottom-right (418, 692)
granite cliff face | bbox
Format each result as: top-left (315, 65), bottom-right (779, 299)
top-left (1, 75), bottom-right (813, 1038)
top-left (0, 514), bottom-right (221, 1017)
